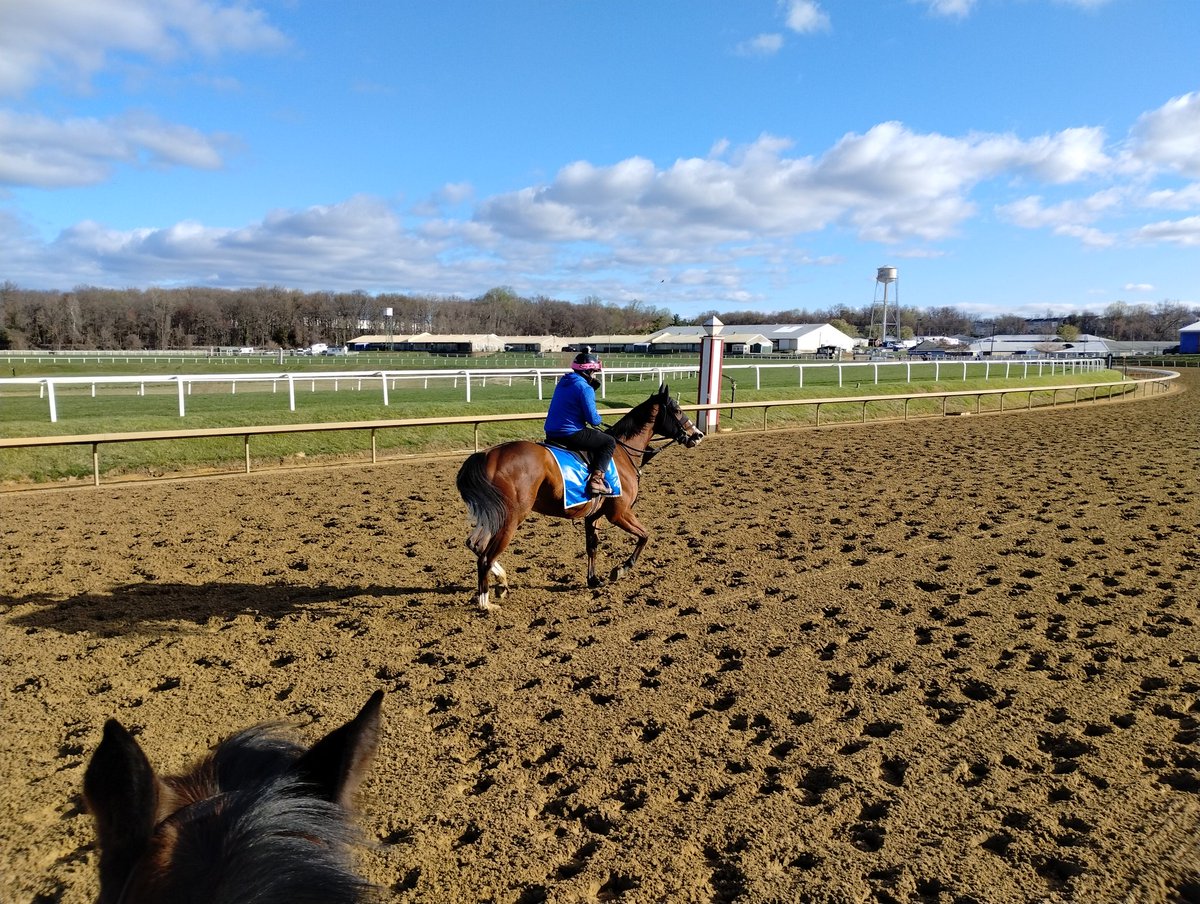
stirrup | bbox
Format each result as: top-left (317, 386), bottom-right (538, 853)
top-left (586, 473), bottom-right (612, 496)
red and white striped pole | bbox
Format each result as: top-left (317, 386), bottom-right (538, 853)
top-left (697, 316), bottom-right (724, 433)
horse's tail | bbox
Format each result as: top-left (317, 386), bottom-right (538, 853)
top-left (456, 452), bottom-right (508, 556)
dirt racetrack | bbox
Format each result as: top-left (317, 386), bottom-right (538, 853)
top-left (2, 372), bottom-right (1199, 904)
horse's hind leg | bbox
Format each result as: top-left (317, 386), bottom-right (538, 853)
top-left (475, 555), bottom-right (499, 612)
top-left (476, 523), bottom-right (518, 611)
top-left (490, 561), bottom-right (509, 598)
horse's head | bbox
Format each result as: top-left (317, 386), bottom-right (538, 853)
top-left (654, 383), bottom-right (704, 448)
top-left (84, 691), bottom-right (383, 904)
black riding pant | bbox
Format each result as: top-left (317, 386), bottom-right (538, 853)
top-left (551, 427), bottom-right (616, 473)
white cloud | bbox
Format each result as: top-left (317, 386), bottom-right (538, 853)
top-left (0, 110), bottom-right (225, 187)
top-left (1134, 216), bottom-right (1200, 247)
top-left (474, 121), bottom-right (1121, 255)
top-left (49, 195), bottom-right (448, 287)
top-left (996, 189), bottom-right (1124, 247)
top-left (736, 33), bottom-right (785, 56)
top-left (0, 0), bottom-right (287, 97)
top-left (1123, 283), bottom-right (1154, 292)
top-left (782, 0), bottom-right (830, 34)
top-left (921, 0), bottom-right (977, 18)
top-left (918, 0), bottom-right (1114, 17)
top-left (1142, 183), bottom-right (1200, 210)
top-left (1128, 91), bottom-right (1200, 178)
top-left (3, 90), bottom-right (1196, 298)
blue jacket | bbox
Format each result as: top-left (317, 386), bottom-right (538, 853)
top-left (545, 372), bottom-right (602, 436)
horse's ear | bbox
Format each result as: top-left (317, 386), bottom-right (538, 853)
top-left (292, 690), bottom-right (383, 808)
top-left (84, 719), bottom-right (161, 896)
top-left (659, 381), bottom-right (669, 396)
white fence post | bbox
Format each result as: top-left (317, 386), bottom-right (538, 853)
top-left (177, 377), bottom-right (186, 417)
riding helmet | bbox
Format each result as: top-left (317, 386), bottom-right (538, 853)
top-left (571, 347), bottom-right (603, 374)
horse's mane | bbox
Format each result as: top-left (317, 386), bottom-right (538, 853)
top-left (606, 389), bottom-right (666, 441)
top-left (155, 726), bottom-right (370, 904)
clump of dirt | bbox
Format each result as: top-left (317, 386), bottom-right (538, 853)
top-left (2, 373), bottom-right (1199, 903)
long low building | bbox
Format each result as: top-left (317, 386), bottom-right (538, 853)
top-left (348, 323), bottom-right (859, 356)
top-left (968, 334), bottom-right (1179, 358)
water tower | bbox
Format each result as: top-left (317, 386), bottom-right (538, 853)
top-left (869, 266), bottom-right (899, 346)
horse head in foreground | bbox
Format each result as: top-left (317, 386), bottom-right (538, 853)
top-left (84, 691), bottom-right (383, 904)
top-left (457, 383), bottom-right (703, 611)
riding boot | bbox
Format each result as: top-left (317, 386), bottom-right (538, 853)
top-left (586, 470), bottom-right (612, 496)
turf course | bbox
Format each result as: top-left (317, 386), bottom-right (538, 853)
top-left (0, 353), bottom-right (1124, 484)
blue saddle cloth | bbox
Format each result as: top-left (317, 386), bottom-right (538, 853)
top-left (544, 445), bottom-right (621, 509)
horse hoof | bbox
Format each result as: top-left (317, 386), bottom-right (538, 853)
top-left (478, 601), bottom-right (502, 613)
top-left (587, 575), bottom-right (602, 589)
top-left (609, 567), bottom-right (624, 582)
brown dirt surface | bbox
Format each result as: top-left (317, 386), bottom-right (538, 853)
top-left (3, 373), bottom-right (1199, 904)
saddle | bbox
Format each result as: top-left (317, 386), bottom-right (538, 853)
top-left (542, 442), bottom-right (621, 509)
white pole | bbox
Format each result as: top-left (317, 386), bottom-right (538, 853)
top-left (288, 375), bottom-right (296, 411)
top-left (696, 317), bottom-right (724, 433)
top-left (382, 374), bottom-right (389, 406)
top-left (177, 377), bottom-right (186, 416)
top-left (47, 380), bottom-right (57, 423)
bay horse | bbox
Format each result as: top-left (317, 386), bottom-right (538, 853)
top-left (84, 691), bottom-right (383, 904)
top-left (456, 382), bottom-right (703, 610)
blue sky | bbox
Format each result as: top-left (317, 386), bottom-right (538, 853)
top-left (2, 1), bottom-right (1199, 319)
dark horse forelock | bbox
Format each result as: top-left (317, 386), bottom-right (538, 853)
top-left (85, 692), bottom-right (382, 904)
top-left (150, 774), bottom-right (369, 904)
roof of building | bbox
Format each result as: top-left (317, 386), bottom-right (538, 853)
top-left (647, 330), bottom-right (773, 345)
top-left (647, 323), bottom-right (831, 341)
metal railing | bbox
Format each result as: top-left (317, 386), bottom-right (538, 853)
top-left (0, 357), bottom-right (1107, 424)
top-left (0, 370), bottom-right (1176, 489)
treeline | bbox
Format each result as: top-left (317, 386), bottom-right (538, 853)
top-left (0, 285), bottom-right (673, 351)
top-left (700, 301), bottom-right (1199, 343)
top-left (0, 282), bottom-right (1194, 351)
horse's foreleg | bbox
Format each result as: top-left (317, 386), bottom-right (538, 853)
top-left (608, 509), bottom-right (649, 584)
top-left (585, 515), bottom-right (602, 588)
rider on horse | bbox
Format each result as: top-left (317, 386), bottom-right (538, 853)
top-left (545, 348), bottom-right (617, 496)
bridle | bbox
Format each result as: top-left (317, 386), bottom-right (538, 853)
top-left (613, 403), bottom-right (699, 468)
